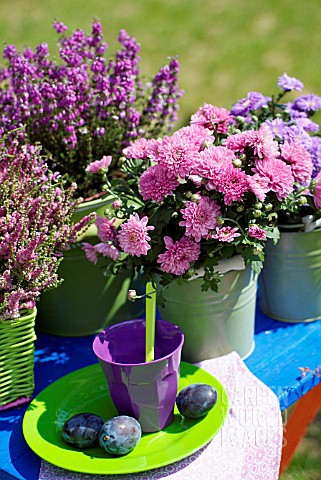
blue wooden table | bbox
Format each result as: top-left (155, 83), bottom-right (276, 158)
top-left (1, 302), bottom-right (321, 480)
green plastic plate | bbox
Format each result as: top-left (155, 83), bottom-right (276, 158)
top-left (23, 362), bottom-right (228, 475)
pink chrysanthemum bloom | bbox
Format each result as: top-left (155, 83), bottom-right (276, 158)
top-left (179, 196), bottom-right (221, 242)
top-left (253, 125), bottom-right (279, 161)
top-left (280, 141), bottom-right (313, 184)
top-left (94, 242), bottom-right (120, 261)
top-left (174, 124), bottom-right (214, 150)
top-left (190, 103), bottom-right (234, 134)
top-left (313, 171), bottom-right (321, 208)
top-left (213, 227), bottom-right (241, 243)
top-left (248, 225), bottom-right (266, 240)
top-left (194, 146), bottom-right (235, 181)
top-left (208, 164), bottom-right (249, 205)
top-left (139, 164), bottom-right (179, 202)
top-left (117, 214), bottom-right (154, 257)
top-left (82, 242), bottom-right (98, 264)
top-left (253, 158), bottom-right (294, 201)
top-left (86, 155), bottom-right (112, 174)
top-left (156, 134), bottom-right (200, 178)
top-left (157, 236), bottom-right (200, 275)
top-left (96, 216), bottom-right (117, 242)
top-left (248, 174), bottom-right (270, 201)
top-left (223, 130), bottom-right (258, 153)
top-left (123, 138), bottom-right (160, 160)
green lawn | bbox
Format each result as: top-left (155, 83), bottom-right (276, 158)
top-left (0, 0), bottom-right (321, 127)
top-left (0, 1), bottom-right (321, 477)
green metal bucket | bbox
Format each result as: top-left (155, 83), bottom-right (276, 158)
top-left (259, 228), bottom-right (321, 322)
top-left (157, 266), bottom-right (257, 362)
top-left (36, 197), bottom-right (144, 336)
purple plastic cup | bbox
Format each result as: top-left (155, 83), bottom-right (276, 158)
top-left (93, 319), bottom-right (184, 433)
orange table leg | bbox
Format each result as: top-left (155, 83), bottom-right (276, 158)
top-left (279, 381), bottom-right (321, 476)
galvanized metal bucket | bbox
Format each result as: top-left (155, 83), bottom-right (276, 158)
top-left (259, 228), bottom-right (321, 322)
top-left (157, 266), bottom-right (257, 362)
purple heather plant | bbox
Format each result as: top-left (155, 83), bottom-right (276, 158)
top-left (231, 73), bottom-right (321, 227)
top-left (0, 130), bottom-right (94, 320)
top-left (0, 20), bottom-right (183, 199)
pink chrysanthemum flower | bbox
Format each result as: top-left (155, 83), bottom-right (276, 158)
top-left (248, 174), bottom-right (270, 201)
top-left (253, 125), bottom-right (279, 161)
top-left (174, 124), bottom-right (214, 150)
top-left (86, 155), bottom-right (112, 174)
top-left (190, 103), bottom-right (234, 134)
top-left (179, 196), bottom-right (221, 242)
top-left (117, 214), bottom-right (154, 257)
top-left (157, 236), bottom-right (200, 275)
top-left (82, 242), bottom-right (98, 264)
top-left (156, 134), bottom-right (200, 178)
top-left (123, 138), bottom-right (160, 159)
top-left (280, 141), bottom-right (313, 184)
top-left (208, 164), bottom-right (249, 205)
top-left (194, 146), bottom-right (235, 180)
top-left (313, 171), bottom-right (321, 208)
top-left (223, 130), bottom-right (257, 153)
top-left (94, 242), bottom-right (120, 261)
top-left (248, 225), bottom-right (266, 240)
top-left (224, 126), bottom-right (279, 162)
top-left (253, 158), bottom-right (294, 201)
top-left (213, 227), bottom-right (241, 243)
top-left (96, 216), bottom-right (117, 242)
top-left (139, 164), bottom-right (179, 202)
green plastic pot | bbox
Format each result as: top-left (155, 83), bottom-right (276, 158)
top-left (0, 308), bottom-right (37, 409)
top-left (157, 266), bottom-right (257, 362)
top-left (259, 228), bottom-right (321, 322)
top-left (36, 197), bottom-right (144, 336)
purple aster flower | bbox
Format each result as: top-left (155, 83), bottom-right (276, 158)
top-left (309, 136), bottom-right (321, 178)
top-left (117, 214), bottom-right (154, 257)
top-left (213, 227), bottom-right (241, 243)
top-left (283, 125), bottom-right (312, 150)
top-left (179, 196), bottom-right (221, 242)
top-left (294, 116), bottom-right (319, 133)
top-left (157, 236), bottom-right (200, 275)
top-left (230, 92), bottom-right (270, 117)
top-left (292, 94), bottom-right (321, 113)
top-left (277, 73), bottom-right (304, 92)
top-left (264, 118), bottom-right (288, 141)
top-left (139, 164), bottom-right (179, 202)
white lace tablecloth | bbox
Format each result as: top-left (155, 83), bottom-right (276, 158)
top-left (39, 352), bottom-right (283, 480)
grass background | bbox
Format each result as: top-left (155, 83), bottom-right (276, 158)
top-left (0, 0), bottom-right (320, 477)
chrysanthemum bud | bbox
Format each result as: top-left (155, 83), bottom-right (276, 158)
top-left (233, 159), bottom-right (242, 168)
top-left (127, 290), bottom-right (137, 302)
top-left (265, 203), bottom-right (273, 212)
top-left (299, 196), bottom-right (308, 205)
top-left (252, 115), bottom-right (258, 122)
top-left (253, 210), bottom-right (262, 218)
top-left (237, 205), bottom-right (245, 212)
